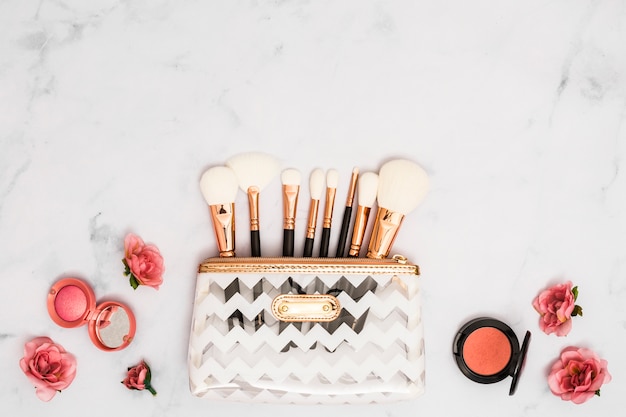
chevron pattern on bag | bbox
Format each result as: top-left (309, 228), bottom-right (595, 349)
top-left (188, 271), bottom-right (425, 404)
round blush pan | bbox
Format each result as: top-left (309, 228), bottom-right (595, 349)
top-left (453, 317), bottom-right (530, 395)
top-left (54, 285), bottom-right (88, 322)
top-left (48, 278), bottom-right (95, 328)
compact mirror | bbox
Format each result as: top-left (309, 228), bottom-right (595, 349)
top-left (48, 278), bottom-right (136, 352)
top-left (94, 303), bottom-right (134, 350)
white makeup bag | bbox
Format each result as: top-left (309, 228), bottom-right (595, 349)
top-left (187, 256), bottom-right (425, 404)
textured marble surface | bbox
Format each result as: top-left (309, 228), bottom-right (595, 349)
top-left (1, 1), bottom-right (625, 416)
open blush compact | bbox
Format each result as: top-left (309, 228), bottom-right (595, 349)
top-left (47, 277), bottom-right (136, 351)
top-left (453, 317), bottom-right (530, 395)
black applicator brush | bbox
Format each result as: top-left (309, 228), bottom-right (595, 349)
top-left (348, 171), bottom-right (378, 257)
top-left (335, 167), bottom-right (359, 257)
top-left (319, 169), bottom-right (338, 257)
top-left (303, 168), bottom-right (325, 257)
top-left (281, 168), bottom-right (301, 257)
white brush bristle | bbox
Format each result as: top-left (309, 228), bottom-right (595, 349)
top-left (281, 168), bottom-right (301, 186)
top-left (225, 152), bottom-right (281, 192)
top-left (377, 159), bottom-right (429, 214)
top-left (326, 169), bottom-right (339, 188)
top-left (309, 168), bottom-right (325, 200)
top-left (357, 172), bottom-right (379, 207)
top-left (199, 166), bottom-right (239, 205)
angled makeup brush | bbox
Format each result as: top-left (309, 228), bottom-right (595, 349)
top-left (199, 166), bottom-right (242, 329)
top-left (281, 168), bottom-right (301, 257)
top-left (226, 152), bottom-right (281, 257)
top-left (366, 159), bottom-right (429, 259)
top-left (303, 168), bottom-right (325, 257)
top-left (348, 171), bottom-right (379, 257)
top-left (335, 167), bottom-right (359, 257)
top-left (319, 169), bottom-right (338, 257)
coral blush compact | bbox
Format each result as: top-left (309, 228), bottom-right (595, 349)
top-left (47, 277), bottom-right (136, 351)
top-left (453, 317), bottom-right (530, 395)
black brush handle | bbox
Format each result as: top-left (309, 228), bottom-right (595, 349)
top-left (283, 229), bottom-right (294, 257)
top-left (303, 237), bottom-right (314, 257)
top-left (335, 207), bottom-right (352, 257)
top-left (250, 230), bottom-right (261, 257)
top-left (250, 229), bottom-right (264, 329)
top-left (319, 227), bottom-right (331, 257)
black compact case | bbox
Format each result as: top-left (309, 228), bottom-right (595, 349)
top-left (453, 317), bottom-right (531, 395)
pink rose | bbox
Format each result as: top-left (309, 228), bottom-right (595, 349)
top-left (122, 360), bottom-right (157, 396)
top-left (19, 336), bottom-right (77, 401)
top-left (548, 346), bottom-right (611, 404)
top-left (532, 281), bottom-right (582, 336)
top-left (122, 233), bottom-right (164, 290)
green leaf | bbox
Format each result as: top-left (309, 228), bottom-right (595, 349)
top-left (572, 305), bottom-right (583, 317)
top-left (129, 275), bottom-right (140, 290)
top-left (572, 286), bottom-right (579, 301)
top-left (595, 389), bottom-right (601, 397)
top-left (122, 258), bottom-right (131, 276)
top-left (145, 365), bottom-right (152, 385)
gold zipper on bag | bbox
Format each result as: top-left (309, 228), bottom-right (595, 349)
top-left (198, 254), bottom-right (419, 275)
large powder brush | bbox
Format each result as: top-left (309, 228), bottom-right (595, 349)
top-left (366, 159), bottom-right (429, 259)
top-left (226, 152), bottom-right (281, 257)
top-left (199, 166), bottom-right (239, 257)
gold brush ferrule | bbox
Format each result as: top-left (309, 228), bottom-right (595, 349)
top-left (322, 187), bottom-right (336, 228)
top-left (247, 186), bottom-right (260, 231)
top-left (345, 169), bottom-right (359, 207)
top-left (348, 205), bottom-right (371, 257)
top-left (306, 199), bottom-right (320, 239)
top-left (282, 184), bottom-right (300, 230)
top-left (366, 207), bottom-right (405, 259)
top-left (209, 203), bottom-right (236, 257)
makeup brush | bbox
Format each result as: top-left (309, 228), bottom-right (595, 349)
top-left (226, 152), bottom-right (280, 331)
top-left (366, 159), bottom-right (429, 259)
top-left (319, 169), bottom-right (338, 257)
top-left (335, 167), bottom-right (359, 257)
top-left (199, 166), bottom-right (242, 329)
top-left (348, 171), bottom-right (379, 257)
top-left (199, 166), bottom-right (239, 257)
top-left (303, 168), bottom-right (325, 257)
top-left (281, 168), bottom-right (301, 257)
top-left (225, 152), bottom-right (281, 257)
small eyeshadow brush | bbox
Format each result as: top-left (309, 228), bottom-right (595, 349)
top-left (303, 168), bottom-right (325, 257)
top-left (335, 167), bottom-right (359, 257)
top-left (281, 168), bottom-right (301, 257)
top-left (319, 169), bottom-right (338, 257)
top-left (348, 172), bottom-right (379, 257)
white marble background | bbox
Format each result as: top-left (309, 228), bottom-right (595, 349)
top-left (1, 0), bottom-right (625, 416)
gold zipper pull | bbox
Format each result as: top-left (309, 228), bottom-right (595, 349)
top-left (391, 254), bottom-right (407, 264)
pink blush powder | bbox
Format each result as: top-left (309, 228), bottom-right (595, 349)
top-left (54, 285), bottom-right (87, 322)
top-left (462, 327), bottom-right (511, 376)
